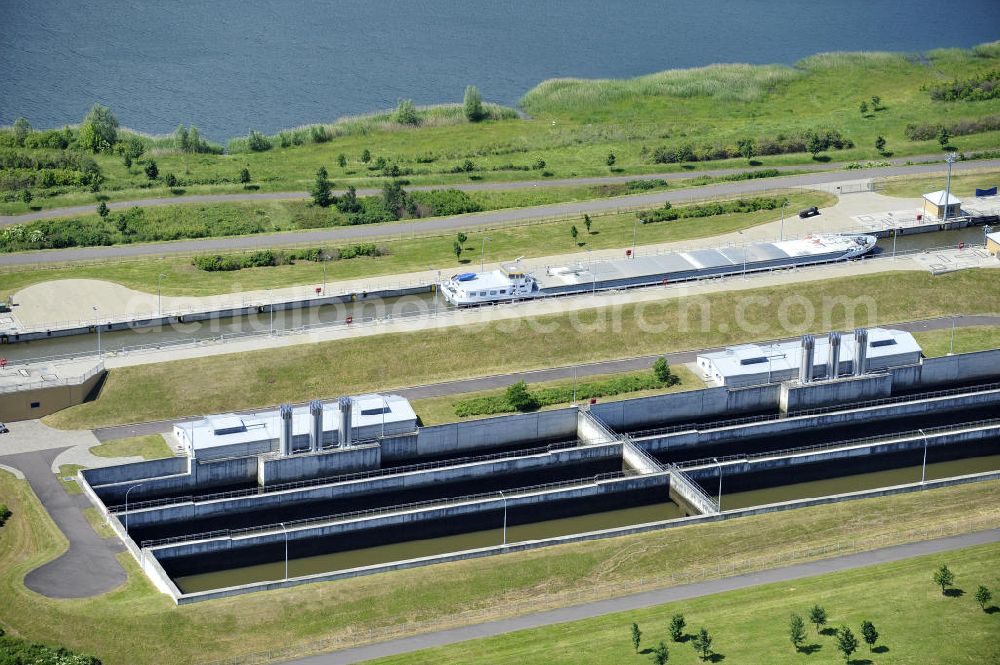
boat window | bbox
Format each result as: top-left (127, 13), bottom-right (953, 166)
top-left (490, 291), bottom-right (497, 296)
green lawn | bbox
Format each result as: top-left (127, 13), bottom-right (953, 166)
top-left (3, 41), bottom-right (998, 213)
top-left (43, 269), bottom-right (1000, 430)
top-left (413, 365), bottom-right (702, 426)
top-left (0, 467), bottom-right (997, 665)
top-left (367, 542), bottom-right (1000, 665)
top-left (0, 190), bottom-right (833, 299)
top-left (913, 325), bottom-right (1000, 358)
top-left (89, 435), bottom-right (173, 460)
top-left (880, 168), bottom-right (1000, 198)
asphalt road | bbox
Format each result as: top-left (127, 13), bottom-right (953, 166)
top-left (0, 447), bottom-right (127, 598)
top-left (90, 314), bottom-right (1000, 442)
top-left (3, 158), bottom-right (997, 267)
top-left (283, 528), bottom-right (1000, 665)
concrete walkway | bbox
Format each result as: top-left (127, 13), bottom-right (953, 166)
top-left (90, 313), bottom-right (1000, 442)
top-left (2, 159), bottom-right (997, 267)
top-left (284, 528), bottom-right (1000, 665)
top-left (0, 447), bottom-right (127, 598)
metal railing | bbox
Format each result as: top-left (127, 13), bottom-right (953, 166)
top-left (675, 417), bottom-right (1000, 469)
top-left (665, 463), bottom-right (718, 512)
top-left (110, 440), bottom-right (586, 513)
top-left (140, 471), bottom-right (639, 548)
top-left (631, 381), bottom-right (1000, 439)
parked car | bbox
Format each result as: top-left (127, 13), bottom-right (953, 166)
top-left (798, 206), bottom-right (820, 219)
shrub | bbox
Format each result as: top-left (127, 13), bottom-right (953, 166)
top-left (929, 70), bottom-right (1000, 101)
top-left (638, 196), bottom-right (787, 224)
top-left (649, 129), bottom-right (851, 164)
top-left (409, 189), bottom-right (483, 216)
top-left (0, 634), bottom-right (102, 664)
top-left (246, 129), bottom-right (272, 152)
top-left (464, 85), bottom-right (484, 122)
top-left (0, 503), bottom-right (10, 526)
top-left (395, 99), bottom-right (420, 126)
top-left (904, 114), bottom-right (1000, 141)
top-left (505, 381), bottom-right (540, 412)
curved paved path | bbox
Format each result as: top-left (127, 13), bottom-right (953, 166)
top-left (91, 314), bottom-right (1000, 442)
top-left (3, 158), bottom-right (998, 267)
top-left (0, 447), bottom-right (127, 598)
top-left (285, 528), bottom-right (1000, 665)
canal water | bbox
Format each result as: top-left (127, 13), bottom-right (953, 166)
top-left (713, 452), bottom-right (1000, 511)
top-left (173, 499), bottom-right (683, 594)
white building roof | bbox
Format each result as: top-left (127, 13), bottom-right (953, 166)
top-left (175, 393), bottom-right (416, 452)
top-left (923, 190), bottom-right (962, 206)
top-left (987, 232), bottom-right (1000, 245)
top-left (697, 329), bottom-right (921, 381)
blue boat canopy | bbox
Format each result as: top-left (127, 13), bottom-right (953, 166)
top-left (456, 273), bottom-right (477, 282)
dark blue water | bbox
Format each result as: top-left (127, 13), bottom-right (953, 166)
top-left (2, 0), bottom-right (999, 140)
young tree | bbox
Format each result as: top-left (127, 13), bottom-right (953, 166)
top-left (737, 137), bottom-right (756, 161)
top-left (464, 85), bottom-right (484, 122)
top-left (174, 124), bottom-right (190, 151)
top-left (669, 614), bottom-right (686, 642)
top-left (361, 148), bottom-right (371, 163)
top-left (650, 641), bottom-right (669, 665)
top-left (395, 99), bottom-right (419, 125)
top-left (860, 620), bottom-right (879, 652)
top-left (97, 201), bottom-right (109, 218)
top-left (570, 225), bottom-right (578, 243)
top-left (79, 103), bottom-right (119, 152)
top-left (653, 357), bottom-right (674, 383)
top-left (606, 151), bottom-right (616, 167)
top-left (584, 214), bottom-right (592, 234)
top-left (453, 240), bottom-right (463, 260)
top-left (875, 135), bottom-right (887, 154)
top-left (937, 127), bottom-right (951, 149)
top-left (164, 173), bottom-right (177, 187)
top-left (144, 160), bottom-right (159, 180)
top-left (836, 626), bottom-right (858, 663)
top-left (21, 190), bottom-right (32, 206)
top-left (691, 627), bottom-right (713, 661)
top-left (933, 564), bottom-right (955, 594)
top-left (337, 153), bottom-right (347, 168)
top-left (806, 133), bottom-right (825, 158)
top-left (12, 117), bottom-right (31, 146)
top-left (789, 614), bottom-right (807, 651)
top-left (382, 180), bottom-right (409, 217)
top-left (336, 185), bottom-right (362, 214)
top-left (188, 126), bottom-right (202, 152)
top-left (809, 605), bottom-right (828, 633)
top-left (506, 381), bottom-right (540, 412)
top-left (631, 622), bottom-right (642, 653)
top-left (311, 166), bottom-right (332, 207)
top-left (859, 100), bottom-right (869, 115)
top-left (974, 585), bottom-right (992, 611)
top-left (871, 95), bottom-right (882, 110)
top-left (247, 129), bottom-right (271, 152)
top-left (239, 167), bottom-right (251, 184)
top-left (123, 135), bottom-right (145, 162)
top-left (456, 232), bottom-right (468, 245)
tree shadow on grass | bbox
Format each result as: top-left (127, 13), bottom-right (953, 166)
top-left (847, 659), bottom-right (873, 665)
top-left (872, 645), bottom-right (890, 654)
top-left (748, 160), bottom-right (763, 166)
top-left (819, 627), bottom-right (838, 637)
top-left (984, 605), bottom-right (1000, 614)
top-left (707, 653), bottom-right (725, 663)
top-left (811, 155), bottom-right (832, 163)
top-left (797, 643), bottom-right (823, 655)
top-left (944, 587), bottom-right (965, 598)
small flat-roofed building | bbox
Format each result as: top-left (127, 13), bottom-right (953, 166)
top-left (173, 393), bottom-right (417, 460)
top-left (987, 231), bottom-right (1000, 256)
top-left (696, 328), bottom-right (922, 387)
top-left (922, 190), bottom-right (962, 220)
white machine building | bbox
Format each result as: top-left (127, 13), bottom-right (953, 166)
top-left (173, 393), bottom-right (417, 460)
top-left (697, 328), bottom-right (922, 387)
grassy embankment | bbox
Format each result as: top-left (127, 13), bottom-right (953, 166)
top-left (0, 467), bottom-right (997, 665)
top-left (89, 435), bottom-right (173, 460)
top-left (43, 269), bottom-right (1000, 430)
top-left (412, 365), bottom-right (702, 426)
top-left (880, 167), bottom-right (1000, 198)
top-left (913, 325), bottom-right (1000, 358)
top-left (3, 42), bottom-right (999, 214)
top-left (0, 190), bottom-right (833, 299)
top-left (367, 541), bottom-right (1000, 665)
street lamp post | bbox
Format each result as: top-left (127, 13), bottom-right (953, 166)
top-left (892, 228), bottom-right (897, 260)
top-left (321, 255), bottom-right (330, 295)
top-left (480, 236), bottom-right (492, 272)
top-left (92, 305), bottom-right (101, 357)
top-left (918, 428), bottom-right (929, 484)
top-left (780, 201), bottom-right (787, 241)
top-left (157, 273), bottom-right (166, 316)
top-left (942, 153), bottom-right (957, 223)
top-left (279, 522), bottom-right (288, 580)
top-left (713, 457), bottom-right (722, 512)
top-left (124, 483), bottom-right (144, 533)
top-left (499, 489), bottom-right (507, 545)
top-left (632, 218), bottom-right (638, 257)
top-left (268, 289), bottom-right (274, 335)
top-left (949, 318), bottom-right (956, 355)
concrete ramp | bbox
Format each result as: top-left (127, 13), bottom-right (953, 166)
top-left (666, 464), bottom-right (718, 516)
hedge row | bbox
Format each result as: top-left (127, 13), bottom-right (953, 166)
top-left (904, 114), bottom-right (1000, 141)
top-left (644, 129), bottom-right (852, 164)
top-left (192, 244), bottom-right (388, 272)
top-left (928, 70), bottom-right (1000, 102)
top-left (637, 195), bottom-right (787, 225)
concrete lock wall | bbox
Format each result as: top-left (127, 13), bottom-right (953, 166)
top-left (780, 373), bottom-right (893, 413)
top-left (151, 473), bottom-right (669, 561)
top-left (92, 456), bottom-right (258, 504)
top-left (0, 370), bottom-right (105, 422)
top-left (892, 349), bottom-right (1000, 389)
top-left (577, 410), bottom-right (620, 446)
top-left (637, 388), bottom-right (1000, 454)
top-left (125, 443), bottom-right (624, 529)
top-left (256, 444), bottom-right (380, 485)
top-left (83, 456), bottom-right (190, 488)
top-left (413, 408), bottom-right (579, 459)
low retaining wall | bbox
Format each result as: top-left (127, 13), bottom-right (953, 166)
top-left (413, 408), bottom-right (579, 459)
top-left (893, 349), bottom-right (1000, 389)
top-left (256, 443), bottom-right (380, 485)
top-left (779, 373), bottom-right (892, 413)
top-left (92, 456), bottom-right (257, 505)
